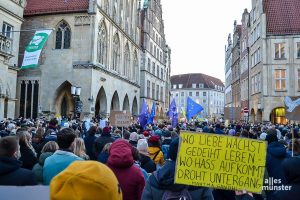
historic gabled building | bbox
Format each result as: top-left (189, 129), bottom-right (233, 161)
top-left (225, 0), bottom-right (300, 124)
top-left (249, 0), bottom-right (300, 124)
top-left (0, 0), bottom-right (26, 119)
top-left (140, 0), bottom-right (170, 118)
top-left (17, 0), bottom-right (142, 119)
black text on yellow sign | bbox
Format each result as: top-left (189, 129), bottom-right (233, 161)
top-left (174, 132), bottom-right (267, 194)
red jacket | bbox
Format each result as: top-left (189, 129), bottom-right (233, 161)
top-left (108, 140), bottom-right (145, 200)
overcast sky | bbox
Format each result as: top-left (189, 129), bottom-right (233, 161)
top-left (161, 0), bottom-right (252, 82)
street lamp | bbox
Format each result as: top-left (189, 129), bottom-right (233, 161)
top-left (71, 86), bottom-right (82, 119)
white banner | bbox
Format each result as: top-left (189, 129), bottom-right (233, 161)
top-left (21, 30), bottom-right (52, 69)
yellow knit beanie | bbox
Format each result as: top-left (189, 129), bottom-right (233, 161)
top-left (50, 161), bottom-right (122, 200)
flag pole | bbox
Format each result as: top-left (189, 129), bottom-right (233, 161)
top-left (3, 28), bottom-right (55, 33)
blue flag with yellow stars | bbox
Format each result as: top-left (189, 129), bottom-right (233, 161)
top-left (186, 97), bottom-right (204, 121)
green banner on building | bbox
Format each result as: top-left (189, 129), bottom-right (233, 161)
top-left (21, 30), bottom-right (52, 69)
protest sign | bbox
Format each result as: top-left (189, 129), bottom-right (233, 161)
top-left (175, 132), bottom-right (267, 193)
top-left (110, 111), bottom-right (131, 127)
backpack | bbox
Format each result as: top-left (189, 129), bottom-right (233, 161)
top-left (153, 171), bottom-right (192, 200)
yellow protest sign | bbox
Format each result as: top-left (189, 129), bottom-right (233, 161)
top-left (175, 132), bottom-right (267, 194)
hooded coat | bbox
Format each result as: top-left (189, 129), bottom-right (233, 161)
top-left (148, 146), bottom-right (164, 166)
top-left (266, 142), bottom-right (290, 184)
top-left (272, 157), bottom-right (300, 200)
top-left (32, 152), bottom-right (53, 183)
top-left (0, 157), bottom-right (37, 186)
top-left (107, 140), bottom-right (145, 200)
top-left (142, 161), bottom-right (213, 200)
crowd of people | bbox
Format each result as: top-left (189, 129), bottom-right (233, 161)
top-left (0, 117), bottom-right (300, 200)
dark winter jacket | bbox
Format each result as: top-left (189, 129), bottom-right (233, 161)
top-left (266, 142), bottom-right (290, 184)
top-left (32, 152), bottom-right (53, 183)
top-left (93, 133), bottom-right (114, 157)
top-left (19, 144), bottom-right (38, 170)
top-left (108, 140), bottom-right (145, 200)
top-left (84, 134), bottom-right (97, 160)
top-left (97, 151), bottom-right (109, 164)
top-left (142, 161), bottom-right (214, 200)
top-left (140, 153), bottom-right (156, 173)
top-left (272, 157), bottom-right (300, 200)
top-left (0, 157), bottom-right (37, 186)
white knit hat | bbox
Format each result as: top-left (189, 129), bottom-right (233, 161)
top-left (137, 139), bottom-right (148, 154)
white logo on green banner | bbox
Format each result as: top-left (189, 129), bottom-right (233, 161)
top-left (21, 30), bottom-right (52, 69)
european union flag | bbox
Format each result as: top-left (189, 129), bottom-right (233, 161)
top-left (148, 102), bottom-right (156, 124)
top-left (139, 100), bottom-right (149, 129)
top-left (167, 99), bottom-right (177, 118)
top-left (167, 99), bottom-right (178, 128)
top-left (186, 97), bottom-right (204, 121)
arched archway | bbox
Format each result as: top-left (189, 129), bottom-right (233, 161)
top-left (110, 91), bottom-right (120, 111)
top-left (122, 94), bottom-right (130, 112)
top-left (270, 107), bottom-right (287, 124)
top-left (54, 81), bottom-right (74, 118)
top-left (132, 96), bottom-right (138, 116)
top-left (250, 109), bottom-right (255, 123)
top-left (257, 109), bottom-right (263, 123)
top-left (95, 87), bottom-right (107, 117)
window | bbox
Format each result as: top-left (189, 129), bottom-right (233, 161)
top-left (298, 69), bottom-right (300, 90)
top-left (112, 34), bottom-right (120, 72)
top-left (150, 42), bottom-right (153, 53)
top-left (156, 85), bottom-right (159, 100)
top-left (161, 87), bottom-right (164, 101)
top-left (178, 84), bottom-right (183, 89)
top-left (147, 58), bottom-right (151, 71)
top-left (181, 92), bottom-right (184, 96)
top-left (297, 43), bottom-right (300, 58)
top-left (147, 81), bottom-right (150, 98)
top-left (176, 93), bottom-right (178, 97)
top-left (157, 65), bottom-right (159, 77)
top-left (275, 69), bottom-right (286, 91)
top-left (192, 83), bottom-right (196, 88)
top-left (152, 62), bottom-right (155, 74)
top-left (160, 68), bottom-right (163, 79)
top-left (275, 43), bottom-right (285, 59)
top-left (203, 99), bottom-right (206, 104)
top-left (133, 52), bottom-right (138, 82)
top-left (55, 21), bottom-right (71, 49)
top-left (251, 76), bottom-right (255, 94)
top-left (123, 44), bottom-right (130, 78)
top-left (199, 83), bottom-right (204, 88)
top-left (173, 84), bottom-right (177, 89)
top-left (189, 92), bottom-right (192, 96)
top-left (196, 92), bottom-right (199, 96)
top-left (152, 83), bottom-right (155, 99)
top-left (203, 92), bottom-right (207, 96)
top-left (2, 23), bottom-right (13, 38)
top-left (98, 22), bottom-right (107, 66)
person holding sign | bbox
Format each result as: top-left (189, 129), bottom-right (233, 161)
top-left (142, 138), bottom-right (214, 200)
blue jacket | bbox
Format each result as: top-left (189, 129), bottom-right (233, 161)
top-left (266, 142), bottom-right (290, 184)
top-left (142, 161), bottom-right (214, 200)
top-left (272, 157), bottom-right (300, 200)
top-left (43, 150), bottom-right (82, 185)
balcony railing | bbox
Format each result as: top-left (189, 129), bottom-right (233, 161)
top-left (0, 34), bottom-right (13, 56)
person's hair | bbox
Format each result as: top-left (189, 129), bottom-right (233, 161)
top-left (57, 128), bottom-right (76, 149)
top-left (0, 136), bottom-right (19, 157)
top-left (101, 143), bottom-right (112, 153)
top-left (36, 127), bottom-right (45, 137)
top-left (17, 130), bottom-right (32, 148)
top-left (73, 138), bottom-right (87, 157)
top-left (241, 130), bottom-right (249, 138)
top-left (41, 141), bottom-right (59, 153)
top-left (132, 146), bottom-right (140, 161)
top-left (88, 126), bottom-right (97, 136)
top-left (49, 118), bottom-right (58, 127)
top-left (124, 131), bottom-right (130, 140)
